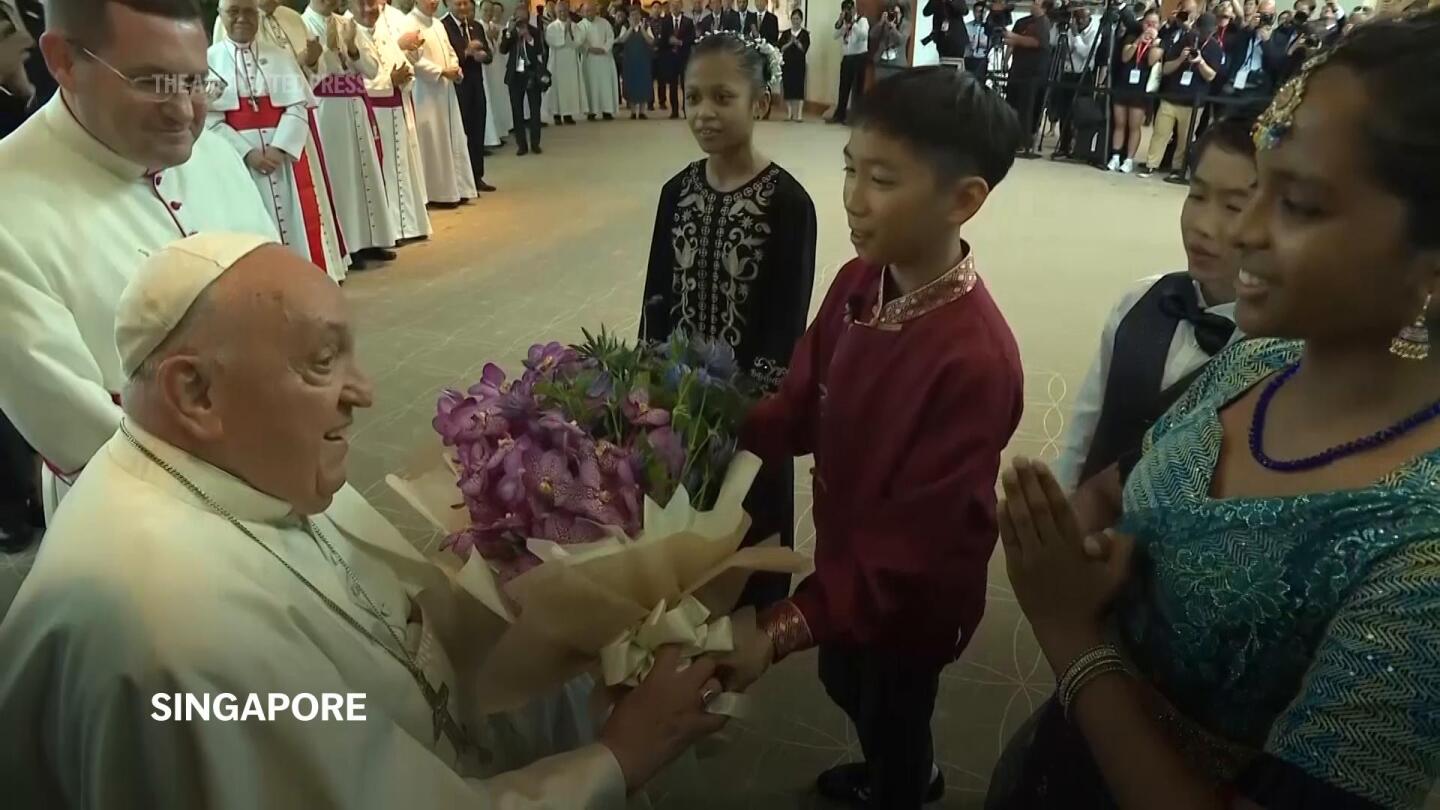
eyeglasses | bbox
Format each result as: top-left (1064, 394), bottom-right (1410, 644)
top-left (79, 46), bottom-right (228, 103)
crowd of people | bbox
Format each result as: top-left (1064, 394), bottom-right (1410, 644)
top-left (1, 0), bottom-right (1439, 808)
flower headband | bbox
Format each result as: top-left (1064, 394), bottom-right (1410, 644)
top-left (1253, 48), bottom-right (1333, 151)
top-left (695, 30), bottom-right (785, 90)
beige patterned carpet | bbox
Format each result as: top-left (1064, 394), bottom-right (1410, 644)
top-left (6, 115), bottom-right (1430, 806)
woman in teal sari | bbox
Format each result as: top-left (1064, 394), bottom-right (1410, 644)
top-left (989, 11), bottom-right (1440, 810)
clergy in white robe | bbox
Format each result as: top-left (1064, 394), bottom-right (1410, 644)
top-left (0, 232), bottom-right (726, 808)
top-left (0, 16), bottom-right (276, 519)
top-left (404, 0), bottom-right (479, 203)
top-left (352, 0), bottom-right (434, 241)
top-left (578, 4), bottom-right (618, 117)
top-left (546, 3), bottom-right (590, 121)
top-left (302, 0), bottom-right (401, 259)
top-left (209, 0), bottom-right (350, 281)
top-left (213, 0), bottom-right (323, 79)
top-left (483, 6), bottom-right (515, 134)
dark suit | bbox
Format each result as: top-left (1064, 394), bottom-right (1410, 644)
top-left (739, 9), bottom-right (760, 37)
top-left (443, 14), bottom-right (491, 179)
top-left (656, 14), bottom-right (695, 115)
top-left (756, 10), bottom-right (779, 44)
top-left (501, 23), bottom-right (547, 151)
top-left (717, 8), bottom-right (743, 31)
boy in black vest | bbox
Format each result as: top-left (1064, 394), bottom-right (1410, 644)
top-left (1056, 118), bottom-right (1257, 490)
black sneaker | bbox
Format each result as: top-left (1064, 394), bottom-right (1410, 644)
top-left (1164, 171), bottom-right (1190, 185)
top-left (814, 763), bottom-right (946, 806)
top-left (516, 146), bottom-right (529, 156)
top-left (1137, 164), bottom-right (1156, 177)
top-left (532, 145), bottom-right (544, 154)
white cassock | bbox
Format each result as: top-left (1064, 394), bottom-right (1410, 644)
top-left (301, 8), bottom-right (400, 253)
top-left (404, 7), bottom-right (478, 203)
top-left (0, 97), bottom-right (276, 523)
top-left (578, 18), bottom-right (618, 116)
top-left (537, 12), bottom-right (556, 119)
top-left (354, 13), bottom-right (434, 241)
top-left (545, 18), bottom-right (590, 118)
top-left (207, 38), bottom-right (351, 281)
top-left (0, 425), bottom-right (625, 808)
top-left (214, 5), bottom-right (316, 79)
top-left (483, 19), bottom-right (514, 134)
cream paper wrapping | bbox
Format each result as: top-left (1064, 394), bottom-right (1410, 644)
top-left (387, 449), bottom-right (807, 716)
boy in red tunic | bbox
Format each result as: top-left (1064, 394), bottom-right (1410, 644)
top-left (726, 67), bottom-right (1026, 808)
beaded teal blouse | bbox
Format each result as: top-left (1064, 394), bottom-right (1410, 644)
top-left (1116, 338), bottom-right (1440, 808)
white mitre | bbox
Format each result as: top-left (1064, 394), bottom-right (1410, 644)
top-left (114, 232), bottom-right (276, 378)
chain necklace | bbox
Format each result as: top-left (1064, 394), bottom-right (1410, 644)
top-left (118, 421), bottom-right (474, 756)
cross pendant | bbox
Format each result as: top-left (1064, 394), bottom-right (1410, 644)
top-left (423, 678), bottom-right (470, 754)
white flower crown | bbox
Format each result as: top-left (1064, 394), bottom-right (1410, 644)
top-left (695, 30), bottom-right (785, 90)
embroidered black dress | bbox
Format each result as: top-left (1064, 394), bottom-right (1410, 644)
top-left (641, 159), bottom-right (818, 609)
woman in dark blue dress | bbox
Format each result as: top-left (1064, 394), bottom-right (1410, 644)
top-left (619, 7), bottom-right (655, 118)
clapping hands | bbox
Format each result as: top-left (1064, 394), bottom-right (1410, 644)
top-left (997, 458), bottom-right (1135, 661)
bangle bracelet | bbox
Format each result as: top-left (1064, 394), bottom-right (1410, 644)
top-left (1056, 643), bottom-right (1125, 714)
top-left (758, 600), bottom-right (812, 663)
top-left (1061, 659), bottom-right (1127, 718)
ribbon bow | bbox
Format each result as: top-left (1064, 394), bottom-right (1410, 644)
top-left (600, 595), bottom-right (733, 687)
top-left (1159, 282), bottom-right (1236, 356)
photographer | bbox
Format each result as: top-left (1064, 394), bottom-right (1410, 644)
top-left (1106, 7), bottom-right (1160, 173)
top-left (1049, 2), bottom-right (1102, 160)
top-left (963, 0), bottom-right (997, 78)
top-left (1139, 11), bottom-right (1222, 182)
top-left (1004, 0), bottom-right (1054, 149)
top-left (828, 0), bottom-right (869, 125)
top-left (1221, 3), bottom-right (1282, 111)
top-left (922, 0), bottom-right (970, 58)
top-left (875, 2), bottom-right (912, 82)
top-left (1157, 0), bottom-right (1197, 49)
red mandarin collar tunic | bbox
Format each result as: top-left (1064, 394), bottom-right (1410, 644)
top-left (744, 253), bottom-right (1025, 664)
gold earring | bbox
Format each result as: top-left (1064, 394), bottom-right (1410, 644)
top-left (1390, 293), bottom-right (1432, 361)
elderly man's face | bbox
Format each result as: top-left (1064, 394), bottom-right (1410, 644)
top-left (41, 1), bottom-right (211, 171)
top-left (351, 0), bottom-right (383, 26)
top-left (453, 0), bottom-right (475, 18)
top-left (222, 0), bottom-right (261, 43)
top-left (200, 247), bottom-right (374, 515)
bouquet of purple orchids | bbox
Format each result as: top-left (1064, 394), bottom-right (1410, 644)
top-left (432, 330), bottom-right (758, 580)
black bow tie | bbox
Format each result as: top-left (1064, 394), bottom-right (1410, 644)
top-left (1159, 284), bottom-right (1235, 356)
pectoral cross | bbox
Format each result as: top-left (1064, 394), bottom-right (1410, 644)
top-left (419, 675), bottom-right (474, 755)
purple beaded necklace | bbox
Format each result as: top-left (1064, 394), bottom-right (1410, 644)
top-left (1250, 363), bottom-right (1440, 472)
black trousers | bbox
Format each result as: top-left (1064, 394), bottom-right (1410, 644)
top-left (819, 645), bottom-right (944, 809)
top-left (965, 56), bottom-right (989, 81)
top-left (454, 76), bottom-right (487, 179)
top-left (1053, 71), bottom-right (1089, 152)
top-left (1006, 73), bottom-right (1045, 146)
top-left (834, 53), bottom-right (867, 121)
top-left (508, 80), bottom-right (543, 151)
top-left (657, 55), bottom-right (682, 114)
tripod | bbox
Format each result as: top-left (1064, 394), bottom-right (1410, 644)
top-left (1019, 1), bottom-right (1121, 163)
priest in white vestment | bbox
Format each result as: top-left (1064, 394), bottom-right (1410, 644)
top-left (351, 0), bottom-right (433, 241)
top-left (209, 0), bottom-right (351, 282)
top-left (404, 0), bottom-right (478, 204)
top-left (578, 2), bottom-right (618, 119)
top-left (545, 1), bottom-right (588, 124)
top-left (0, 232), bottom-right (730, 808)
top-left (302, 0), bottom-right (402, 267)
top-left (0, 0), bottom-right (276, 521)
top-left (213, 0), bottom-right (323, 80)
top-left (482, 1), bottom-right (515, 135)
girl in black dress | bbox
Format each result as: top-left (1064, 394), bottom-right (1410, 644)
top-left (1107, 9), bottom-right (1161, 174)
top-left (641, 31), bottom-right (817, 609)
top-left (779, 10), bottom-right (810, 122)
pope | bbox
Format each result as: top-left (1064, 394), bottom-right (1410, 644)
top-left (0, 233), bottom-right (728, 808)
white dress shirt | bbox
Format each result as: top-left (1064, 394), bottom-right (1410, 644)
top-left (835, 15), bottom-right (870, 56)
top-left (1063, 16), bottom-right (1102, 73)
top-left (1055, 274), bottom-right (1241, 491)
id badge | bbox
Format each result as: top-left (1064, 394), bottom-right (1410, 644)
top-left (517, 58), bottom-right (526, 73)
top-left (1235, 70), bottom-right (1248, 89)
top-left (1180, 71), bottom-right (1193, 87)
top-left (1129, 68), bottom-right (1141, 84)
top-left (941, 21), bottom-right (950, 32)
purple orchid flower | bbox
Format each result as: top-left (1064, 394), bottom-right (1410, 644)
top-left (524, 342), bottom-right (580, 378)
top-left (623, 388), bottom-right (671, 428)
top-left (466, 363), bottom-right (509, 400)
top-left (646, 426), bottom-right (686, 478)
